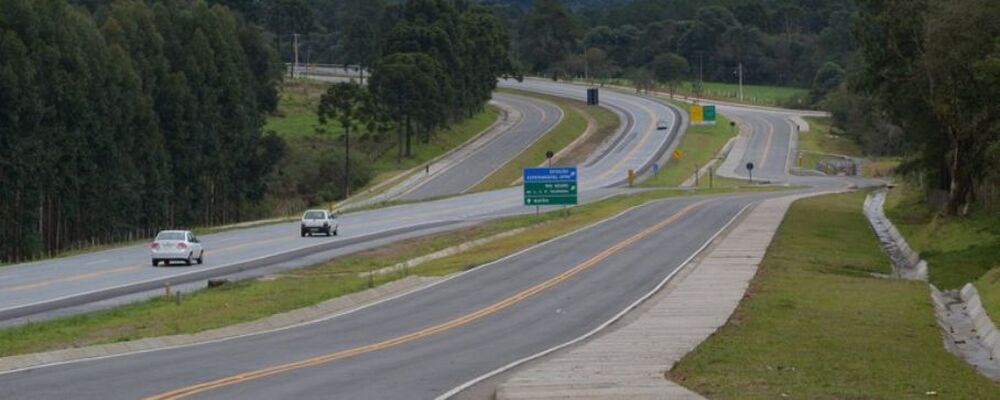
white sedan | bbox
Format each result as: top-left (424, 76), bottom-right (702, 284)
top-left (151, 230), bottom-right (204, 266)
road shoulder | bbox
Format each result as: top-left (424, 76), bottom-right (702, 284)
top-left (480, 192), bottom-right (828, 399)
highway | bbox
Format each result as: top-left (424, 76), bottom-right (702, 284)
top-left (0, 79), bottom-right (680, 324)
top-left (398, 93), bottom-right (562, 201)
top-left (0, 191), bottom-right (799, 400)
top-left (0, 78), bottom-right (871, 399)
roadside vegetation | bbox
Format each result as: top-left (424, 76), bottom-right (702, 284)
top-left (670, 191), bottom-right (999, 398)
top-left (597, 78), bottom-right (808, 108)
top-left (0, 187), bottom-right (779, 357)
top-left (796, 117), bottom-right (862, 170)
top-left (470, 88), bottom-right (618, 192)
top-left (884, 183), bottom-right (1000, 292)
top-left (640, 98), bottom-right (737, 187)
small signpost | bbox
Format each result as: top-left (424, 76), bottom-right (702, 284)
top-left (524, 167), bottom-right (578, 206)
top-left (703, 104), bottom-right (716, 125)
top-left (746, 162), bottom-right (754, 184)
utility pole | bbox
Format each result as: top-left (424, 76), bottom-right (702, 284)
top-left (737, 62), bottom-right (744, 101)
top-left (292, 33), bottom-right (300, 79)
top-left (698, 51), bottom-right (704, 101)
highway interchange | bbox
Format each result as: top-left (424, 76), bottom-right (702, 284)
top-left (0, 78), bottom-right (870, 399)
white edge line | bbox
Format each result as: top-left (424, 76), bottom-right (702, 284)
top-left (0, 221), bottom-right (456, 317)
top-left (0, 196), bottom-right (659, 377)
top-left (465, 97), bottom-right (565, 192)
top-left (435, 200), bottom-right (758, 400)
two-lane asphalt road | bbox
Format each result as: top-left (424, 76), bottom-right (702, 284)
top-left (399, 93), bottom-right (562, 201)
top-left (0, 191), bottom-right (795, 400)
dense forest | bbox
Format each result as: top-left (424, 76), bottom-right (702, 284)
top-left (0, 0), bottom-right (283, 262)
top-left (0, 0), bottom-right (514, 262)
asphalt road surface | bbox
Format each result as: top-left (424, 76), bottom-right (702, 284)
top-left (398, 93), bottom-right (562, 201)
top-left (0, 191), bottom-right (798, 400)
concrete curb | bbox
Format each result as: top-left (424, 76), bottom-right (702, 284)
top-left (680, 132), bottom-right (739, 188)
top-left (491, 191), bottom-right (842, 399)
top-left (363, 227), bottom-right (528, 277)
top-left (862, 190), bottom-right (928, 280)
top-left (0, 275), bottom-right (441, 373)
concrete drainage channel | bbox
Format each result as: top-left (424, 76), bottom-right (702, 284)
top-left (864, 190), bottom-right (1000, 382)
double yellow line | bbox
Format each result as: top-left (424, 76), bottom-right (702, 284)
top-left (145, 200), bottom-right (708, 400)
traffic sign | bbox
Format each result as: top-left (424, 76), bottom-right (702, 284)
top-left (524, 167), bottom-right (578, 205)
top-left (673, 149), bottom-right (684, 160)
top-left (690, 104), bottom-right (703, 124)
top-left (703, 105), bottom-right (716, 124)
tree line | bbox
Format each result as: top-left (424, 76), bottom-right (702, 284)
top-left (0, 0), bottom-right (283, 262)
top-left (314, 0), bottom-right (517, 200)
top-left (842, 0), bottom-right (1000, 215)
top-left (480, 0), bottom-right (855, 104)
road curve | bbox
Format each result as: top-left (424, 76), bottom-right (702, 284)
top-left (398, 93), bottom-right (562, 201)
top-left (0, 191), bottom-right (795, 400)
top-left (0, 79), bottom-right (683, 324)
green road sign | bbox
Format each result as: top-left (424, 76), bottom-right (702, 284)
top-left (524, 167), bottom-right (578, 206)
top-left (703, 105), bottom-right (716, 123)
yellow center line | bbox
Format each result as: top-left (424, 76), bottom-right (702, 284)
top-left (4, 236), bottom-right (294, 293)
top-left (144, 200), bottom-right (708, 400)
top-left (757, 115), bottom-right (776, 170)
top-left (592, 98), bottom-right (657, 181)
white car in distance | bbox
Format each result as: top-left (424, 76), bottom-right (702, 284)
top-left (656, 119), bottom-right (669, 130)
top-left (151, 230), bottom-right (204, 266)
top-left (301, 209), bottom-right (338, 237)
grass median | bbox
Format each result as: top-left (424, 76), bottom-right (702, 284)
top-left (0, 187), bottom-right (774, 358)
top-left (640, 98), bottom-right (737, 188)
top-left (470, 88), bottom-right (618, 192)
top-left (670, 191), bottom-right (999, 398)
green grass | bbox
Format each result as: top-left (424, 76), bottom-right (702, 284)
top-left (264, 79), bottom-right (344, 138)
top-left (470, 88), bottom-right (612, 192)
top-left (795, 117), bottom-right (863, 170)
top-left (671, 191), bottom-right (999, 399)
top-left (884, 183), bottom-right (1000, 290)
top-left (641, 98), bottom-right (738, 188)
top-left (370, 106), bottom-right (500, 177)
top-left (0, 187), bottom-right (767, 357)
top-left (597, 78), bottom-right (808, 107)
top-left (977, 268), bottom-right (1000, 329)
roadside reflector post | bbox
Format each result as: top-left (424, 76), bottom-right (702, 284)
top-left (627, 169), bottom-right (635, 187)
top-left (164, 281), bottom-right (171, 298)
top-left (174, 291), bottom-right (181, 306)
top-left (709, 166), bottom-right (714, 189)
top-left (694, 164), bottom-right (699, 187)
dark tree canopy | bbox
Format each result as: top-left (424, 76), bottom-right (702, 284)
top-left (0, 0), bottom-right (283, 262)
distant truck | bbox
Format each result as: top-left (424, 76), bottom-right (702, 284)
top-left (300, 209), bottom-right (339, 237)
